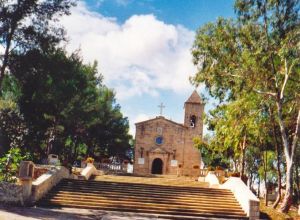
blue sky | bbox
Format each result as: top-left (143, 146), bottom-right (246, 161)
top-left (60, 0), bottom-right (236, 135)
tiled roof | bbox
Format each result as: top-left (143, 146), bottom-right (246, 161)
top-left (185, 90), bottom-right (203, 104)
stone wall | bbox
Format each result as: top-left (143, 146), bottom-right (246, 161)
top-left (134, 116), bottom-right (201, 176)
top-left (0, 182), bottom-right (24, 205)
top-left (31, 166), bottom-right (70, 203)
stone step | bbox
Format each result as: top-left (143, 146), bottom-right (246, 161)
top-left (43, 197), bottom-right (245, 213)
top-left (43, 199), bottom-right (244, 215)
top-left (38, 177), bottom-right (247, 219)
top-left (58, 180), bottom-right (233, 195)
top-left (55, 184), bottom-right (234, 197)
top-left (47, 190), bottom-right (240, 204)
top-left (63, 178), bottom-right (211, 190)
top-left (39, 201), bottom-right (247, 219)
top-left (90, 177), bottom-right (210, 188)
top-left (44, 193), bottom-right (242, 209)
top-left (52, 186), bottom-right (235, 200)
top-left (50, 188), bottom-right (237, 202)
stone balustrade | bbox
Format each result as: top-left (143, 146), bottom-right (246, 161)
top-left (31, 165), bottom-right (70, 203)
top-left (204, 171), bottom-right (220, 188)
top-left (221, 177), bottom-right (260, 219)
top-left (199, 168), bottom-right (208, 177)
top-left (78, 163), bottom-right (97, 180)
top-left (202, 172), bottom-right (260, 219)
top-left (94, 162), bottom-right (128, 174)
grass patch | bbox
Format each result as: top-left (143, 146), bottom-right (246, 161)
top-left (259, 199), bottom-right (299, 219)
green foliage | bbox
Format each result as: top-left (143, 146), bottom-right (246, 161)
top-left (0, 0), bottom-right (75, 90)
top-left (258, 150), bottom-right (277, 184)
top-left (0, 147), bottom-right (28, 182)
top-left (0, 0), bottom-right (132, 181)
top-left (191, 0), bottom-right (299, 211)
top-left (4, 48), bottom-right (132, 163)
top-left (0, 106), bottom-right (28, 154)
top-left (194, 136), bottom-right (230, 169)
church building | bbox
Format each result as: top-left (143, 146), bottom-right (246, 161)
top-left (133, 90), bottom-right (204, 176)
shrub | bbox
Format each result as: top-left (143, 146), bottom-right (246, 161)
top-left (0, 148), bottom-right (27, 182)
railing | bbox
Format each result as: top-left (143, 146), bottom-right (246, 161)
top-left (94, 162), bottom-right (128, 173)
top-left (215, 170), bottom-right (226, 177)
top-left (199, 169), bottom-right (209, 177)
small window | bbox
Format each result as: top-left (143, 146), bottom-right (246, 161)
top-left (190, 115), bottom-right (196, 127)
top-left (155, 136), bottom-right (163, 145)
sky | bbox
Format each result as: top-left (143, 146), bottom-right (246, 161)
top-left (60, 0), bottom-right (236, 135)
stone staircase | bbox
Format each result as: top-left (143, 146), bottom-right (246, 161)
top-left (38, 175), bottom-right (247, 219)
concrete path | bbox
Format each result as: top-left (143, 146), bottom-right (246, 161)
top-left (0, 206), bottom-right (159, 220)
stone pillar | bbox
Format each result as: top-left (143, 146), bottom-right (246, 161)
top-left (19, 177), bottom-right (33, 203)
top-left (19, 161), bottom-right (35, 204)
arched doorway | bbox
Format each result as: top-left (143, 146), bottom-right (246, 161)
top-left (151, 158), bottom-right (163, 174)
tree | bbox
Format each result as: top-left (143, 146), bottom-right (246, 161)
top-left (0, 0), bottom-right (75, 90)
top-left (8, 48), bottom-right (131, 163)
top-left (191, 0), bottom-right (299, 212)
top-left (194, 136), bottom-right (230, 169)
top-left (206, 93), bottom-right (265, 177)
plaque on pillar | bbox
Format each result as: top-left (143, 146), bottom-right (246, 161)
top-left (171, 160), bottom-right (178, 167)
top-left (138, 158), bottom-right (144, 165)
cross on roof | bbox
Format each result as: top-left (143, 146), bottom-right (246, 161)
top-left (158, 102), bottom-right (165, 116)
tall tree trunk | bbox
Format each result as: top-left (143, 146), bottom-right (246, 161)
top-left (296, 166), bottom-right (300, 203)
top-left (249, 172), bottom-right (253, 189)
top-left (294, 166), bottom-right (300, 203)
top-left (281, 161), bottom-right (293, 212)
top-left (272, 144), bottom-right (282, 209)
top-left (260, 1), bottom-right (300, 211)
top-left (258, 175), bottom-right (261, 198)
top-left (264, 150), bottom-right (268, 206)
top-left (241, 135), bottom-right (246, 179)
top-left (270, 108), bottom-right (282, 209)
top-left (278, 105), bottom-right (300, 212)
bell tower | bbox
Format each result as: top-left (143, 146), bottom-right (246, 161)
top-left (184, 90), bottom-right (204, 137)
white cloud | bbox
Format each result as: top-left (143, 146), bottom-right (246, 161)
top-left (61, 1), bottom-right (196, 101)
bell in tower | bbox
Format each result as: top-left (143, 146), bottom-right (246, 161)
top-left (184, 90), bottom-right (204, 136)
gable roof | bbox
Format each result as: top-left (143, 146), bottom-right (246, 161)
top-left (185, 90), bottom-right (203, 104)
top-left (135, 116), bottom-right (186, 128)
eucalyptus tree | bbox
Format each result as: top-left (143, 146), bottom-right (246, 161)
top-left (207, 93), bottom-right (266, 177)
top-left (191, 0), bottom-right (299, 212)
